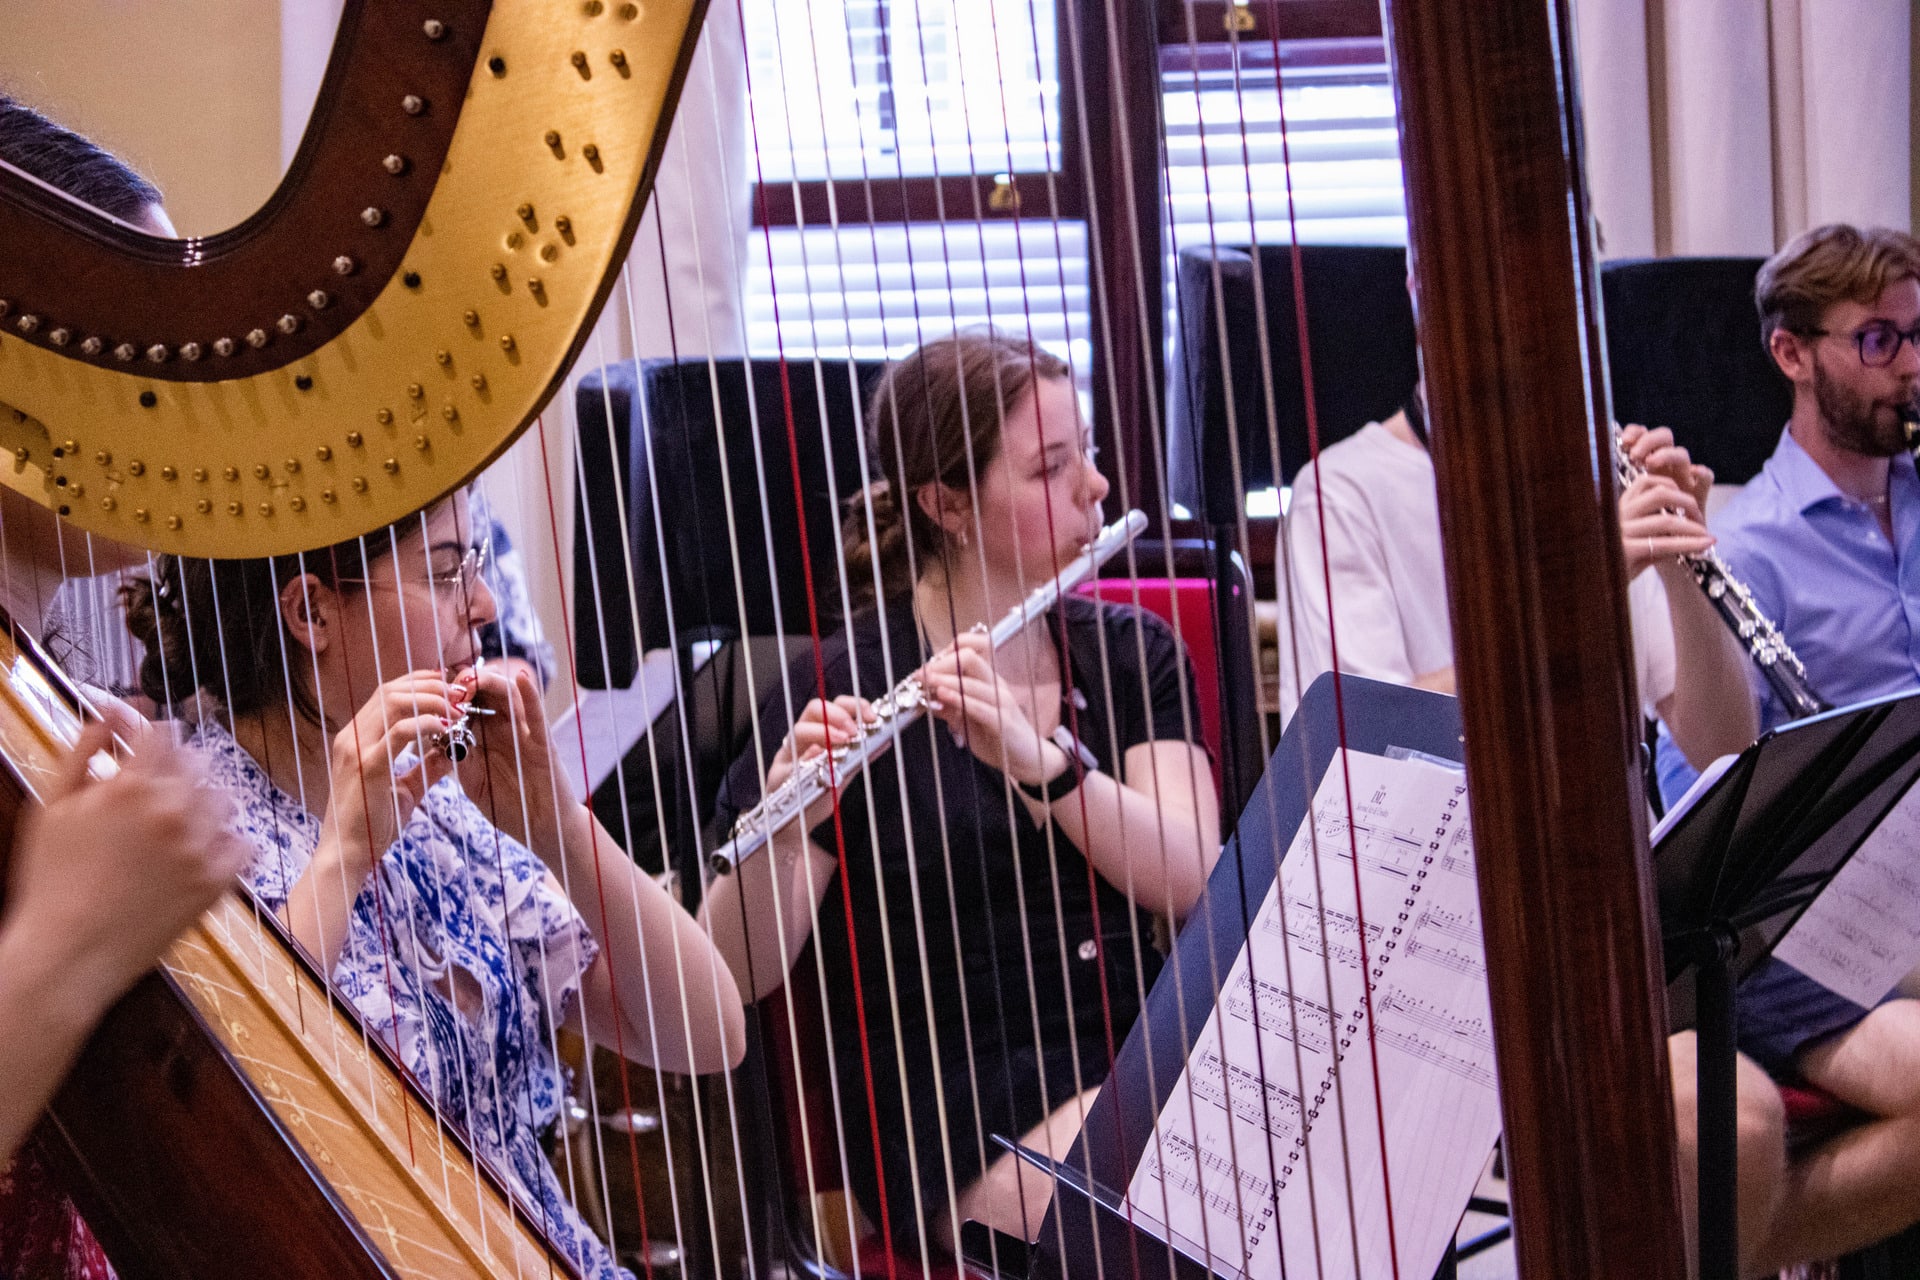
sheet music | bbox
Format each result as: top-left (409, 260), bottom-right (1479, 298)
top-left (1773, 780), bottom-right (1920, 1008)
top-left (1124, 750), bottom-right (1502, 1280)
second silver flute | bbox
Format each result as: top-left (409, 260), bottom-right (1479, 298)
top-left (708, 509), bottom-right (1149, 875)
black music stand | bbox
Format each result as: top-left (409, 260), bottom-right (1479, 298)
top-left (1656, 691), bottom-right (1920, 1280)
top-left (1027, 672), bottom-right (1466, 1280)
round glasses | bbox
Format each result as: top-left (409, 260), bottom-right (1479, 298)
top-left (1799, 320), bottom-right (1920, 369)
top-left (337, 542), bottom-right (490, 594)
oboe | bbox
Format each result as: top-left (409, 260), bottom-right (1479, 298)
top-left (708, 509), bottom-right (1149, 875)
top-left (1612, 434), bottom-right (1828, 720)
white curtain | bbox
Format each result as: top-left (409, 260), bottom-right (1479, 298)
top-left (1574, 0), bottom-right (1912, 259)
top-left (501, 0), bottom-right (754, 701)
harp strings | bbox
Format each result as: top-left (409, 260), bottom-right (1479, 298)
top-left (1172, 13), bottom-right (1342, 1274)
top-left (24, 3), bottom-right (1432, 1272)
top-left (412, 505), bottom-right (575, 1260)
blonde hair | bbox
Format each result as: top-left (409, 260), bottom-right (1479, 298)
top-left (1757, 224), bottom-right (1920, 347)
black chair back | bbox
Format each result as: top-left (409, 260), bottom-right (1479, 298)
top-left (1600, 256), bottom-right (1789, 486)
top-left (572, 356), bottom-right (888, 689)
top-left (1168, 243), bottom-right (1418, 520)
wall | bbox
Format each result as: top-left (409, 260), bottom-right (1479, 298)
top-left (0, 2), bottom-right (286, 237)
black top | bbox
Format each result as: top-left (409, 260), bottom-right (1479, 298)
top-left (717, 593), bottom-right (1204, 1240)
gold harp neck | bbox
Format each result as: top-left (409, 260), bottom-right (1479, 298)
top-left (0, 0), bottom-right (707, 559)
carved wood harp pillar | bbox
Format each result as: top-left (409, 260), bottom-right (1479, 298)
top-left (1383, 1), bottom-right (1690, 1275)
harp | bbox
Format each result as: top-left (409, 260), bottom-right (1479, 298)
top-left (0, 1), bottom-right (1692, 1279)
top-left (0, 1), bottom-right (715, 1276)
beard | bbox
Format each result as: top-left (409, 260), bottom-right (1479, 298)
top-left (1812, 357), bottom-right (1911, 457)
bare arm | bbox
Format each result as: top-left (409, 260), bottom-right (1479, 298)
top-left (467, 666), bottom-right (746, 1073)
top-left (559, 805), bottom-right (747, 1073)
top-left (1652, 558), bottom-right (1761, 767)
top-left (1618, 425), bottom-right (1761, 767)
top-left (922, 633), bottom-right (1222, 919)
top-left (281, 674), bottom-right (459, 973)
top-left (0, 726), bottom-right (248, 1162)
top-left (699, 694), bottom-right (870, 1003)
top-left (1015, 738), bottom-right (1220, 918)
top-left (700, 827), bottom-right (839, 1004)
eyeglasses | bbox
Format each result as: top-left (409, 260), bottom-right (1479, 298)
top-left (336, 542), bottom-right (490, 594)
top-left (1798, 320), bottom-right (1920, 369)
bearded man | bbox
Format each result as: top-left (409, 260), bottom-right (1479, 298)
top-left (1714, 224), bottom-right (1920, 728)
top-left (1697, 224), bottom-right (1920, 1273)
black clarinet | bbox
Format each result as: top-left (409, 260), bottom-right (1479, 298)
top-left (1613, 435), bottom-right (1829, 720)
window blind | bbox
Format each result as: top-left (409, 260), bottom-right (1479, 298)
top-left (742, 0), bottom-right (1061, 183)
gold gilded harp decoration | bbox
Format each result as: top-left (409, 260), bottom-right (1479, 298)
top-left (0, 0), bottom-right (704, 559)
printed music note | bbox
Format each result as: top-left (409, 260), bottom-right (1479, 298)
top-left (1124, 750), bottom-right (1503, 1280)
top-left (1775, 780), bottom-right (1920, 1007)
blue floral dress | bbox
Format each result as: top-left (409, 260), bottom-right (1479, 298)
top-left (193, 722), bottom-right (630, 1280)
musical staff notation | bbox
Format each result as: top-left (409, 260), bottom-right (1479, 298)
top-left (1124, 751), bottom-right (1503, 1280)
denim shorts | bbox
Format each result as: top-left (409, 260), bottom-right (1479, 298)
top-left (1738, 957), bottom-right (1877, 1078)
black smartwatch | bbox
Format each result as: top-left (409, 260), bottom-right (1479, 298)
top-left (1016, 736), bottom-right (1090, 804)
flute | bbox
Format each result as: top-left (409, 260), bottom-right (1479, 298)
top-left (433, 657), bottom-right (495, 763)
top-left (708, 509), bottom-right (1149, 875)
top-left (1612, 433), bottom-right (1828, 721)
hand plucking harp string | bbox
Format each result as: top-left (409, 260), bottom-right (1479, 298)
top-left (1617, 423), bottom-right (1718, 576)
top-left (14, 722), bottom-right (250, 1010)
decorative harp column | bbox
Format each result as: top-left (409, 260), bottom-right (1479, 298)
top-left (1383, 2), bottom-right (1689, 1276)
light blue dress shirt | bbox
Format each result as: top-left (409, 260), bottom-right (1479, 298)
top-left (1714, 425), bottom-right (1920, 730)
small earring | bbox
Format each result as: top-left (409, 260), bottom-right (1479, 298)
top-left (956, 529), bottom-right (969, 549)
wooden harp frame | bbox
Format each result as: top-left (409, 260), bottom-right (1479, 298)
top-left (1384, 1), bottom-right (1689, 1274)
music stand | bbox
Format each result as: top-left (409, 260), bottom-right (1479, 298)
top-left (1655, 691), bottom-right (1920, 1280)
top-left (1028, 672), bottom-right (1465, 1280)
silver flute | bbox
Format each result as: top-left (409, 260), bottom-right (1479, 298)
top-left (1612, 433), bottom-right (1827, 720)
top-left (432, 658), bottom-right (496, 763)
top-left (708, 509), bottom-right (1149, 875)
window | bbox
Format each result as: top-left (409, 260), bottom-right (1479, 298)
top-left (1159, 29), bottom-right (1405, 516)
top-left (742, 0), bottom-right (1086, 373)
top-left (745, 221), bottom-right (1089, 367)
top-left (1161, 37), bottom-right (1405, 251)
top-left (743, 0), bottom-right (1061, 182)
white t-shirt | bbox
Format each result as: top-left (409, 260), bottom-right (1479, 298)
top-left (1279, 417), bottom-right (1675, 720)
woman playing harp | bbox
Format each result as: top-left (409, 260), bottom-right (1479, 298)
top-left (703, 331), bottom-right (1220, 1253)
top-left (124, 487), bottom-right (746, 1280)
top-left (0, 98), bottom-right (255, 1280)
